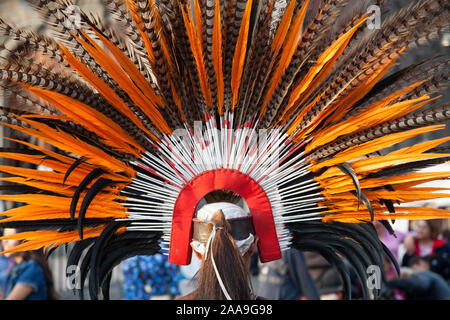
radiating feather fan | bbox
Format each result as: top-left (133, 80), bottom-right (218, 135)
top-left (0, 0), bottom-right (449, 300)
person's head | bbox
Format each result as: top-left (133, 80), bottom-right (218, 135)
top-left (1, 228), bottom-right (21, 259)
top-left (409, 256), bottom-right (431, 273)
top-left (190, 202), bottom-right (258, 300)
top-left (442, 229), bottom-right (449, 242)
top-left (414, 220), bottom-right (440, 241)
top-left (1, 227), bottom-right (58, 299)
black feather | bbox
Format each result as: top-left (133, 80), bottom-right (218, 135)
top-left (293, 238), bottom-right (352, 300)
top-left (78, 242), bottom-right (96, 300)
top-left (381, 241), bottom-right (400, 278)
top-left (101, 272), bottom-right (112, 300)
top-left (44, 242), bottom-right (58, 259)
top-left (67, 238), bottom-right (95, 284)
top-left (89, 221), bottom-right (128, 299)
top-left (0, 218), bottom-right (110, 231)
top-left (63, 157), bottom-right (85, 186)
top-left (336, 162), bottom-right (362, 208)
top-left (290, 220), bottom-right (388, 299)
top-left (77, 178), bottom-right (118, 240)
top-left (379, 219), bottom-right (396, 238)
top-left (97, 241), bottom-right (160, 299)
top-left (359, 192), bottom-right (374, 222)
top-left (70, 168), bottom-right (104, 220)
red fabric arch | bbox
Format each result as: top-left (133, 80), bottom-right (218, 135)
top-left (168, 169), bottom-right (281, 265)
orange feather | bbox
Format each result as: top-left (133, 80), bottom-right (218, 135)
top-left (180, 3), bottom-right (213, 108)
top-left (23, 86), bottom-right (144, 156)
top-left (260, 0), bottom-right (310, 116)
top-left (314, 46), bottom-right (408, 130)
top-left (231, 0), bottom-right (254, 111)
top-left (0, 226), bottom-right (124, 255)
top-left (213, 0), bottom-right (224, 114)
top-left (390, 136), bottom-right (450, 156)
top-left (271, 0), bottom-right (297, 54)
top-left (69, 32), bottom-right (171, 134)
top-left (1, 121), bottom-right (135, 176)
top-left (322, 207), bottom-right (450, 223)
top-left (311, 125), bottom-right (445, 171)
top-left (307, 81), bottom-right (429, 151)
top-left (284, 15), bottom-right (369, 133)
top-left (88, 26), bottom-right (163, 108)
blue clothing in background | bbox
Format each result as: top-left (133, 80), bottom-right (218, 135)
top-left (4, 260), bottom-right (48, 300)
top-left (0, 255), bottom-right (12, 297)
top-left (389, 271), bottom-right (450, 300)
top-left (122, 254), bottom-right (180, 300)
top-left (0, 255), bottom-right (10, 271)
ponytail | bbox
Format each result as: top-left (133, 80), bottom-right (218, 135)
top-left (30, 250), bottom-right (59, 300)
top-left (194, 211), bottom-right (252, 300)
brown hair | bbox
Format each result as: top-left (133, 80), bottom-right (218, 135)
top-left (20, 249), bottom-right (58, 300)
top-left (423, 220), bottom-right (441, 240)
top-left (425, 220), bottom-right (441, 240)
top-left (193, 211), bottom-right (252, 300)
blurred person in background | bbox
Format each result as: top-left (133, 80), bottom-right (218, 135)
top-left (438, 208), bottom-right (450, 242)
top-left (379, 255), bottom-right (406, 300)
top-left (256, 249), bottom-right (320, 300)
top-left (122, 252), bottom-right (180, 300)
top-left (0, 238), bottom-right (12, 298)
top-left (373, 220), bottom-right (407, 263)
top-left (303, 251), bottom-right (344, 300)
top-left (0, 255), bottom-right (11, 298)
top-left (373, 221), bottom-right (408, 299)
top-left (402, 220), bottom-right (450, 281)
top-left (388, 256), bottom-right (450, 300)
top-left (443, 229), bottom-right (449, 243)
top-left (0, 228), bottom-right (57, 300)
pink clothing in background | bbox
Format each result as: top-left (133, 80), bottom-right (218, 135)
top-left (379, 228), bottom-right (407, 262)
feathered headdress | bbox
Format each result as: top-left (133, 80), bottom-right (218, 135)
top-left (0, 0), bottom-right (449, 299)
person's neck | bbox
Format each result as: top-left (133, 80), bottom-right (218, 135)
top-left (13, 255), bottom-right (23, 264)
top-left (419, 238), bottom-right (433, 246)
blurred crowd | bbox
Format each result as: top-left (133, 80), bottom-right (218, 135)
top-left (0, 216), bottom-right (449, 300)
top-left (375, 218), bottom-right (450, 300)
top-left (118, 215), bottom-right (450, 300)
top-left (117, 215), bottom-right (450, 300)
